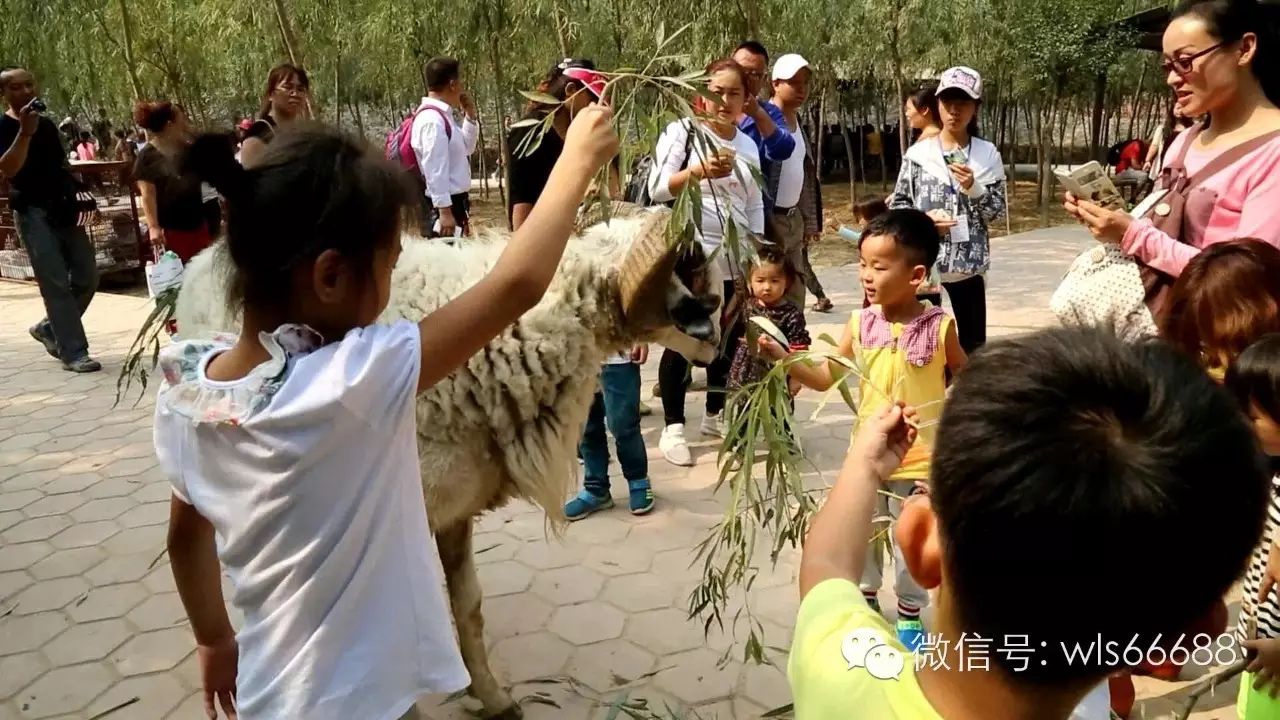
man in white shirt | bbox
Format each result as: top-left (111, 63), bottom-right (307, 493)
top-left (410, 57), bottom-right (479, 239)
top-left (767, 53), bottom-right (820, 309)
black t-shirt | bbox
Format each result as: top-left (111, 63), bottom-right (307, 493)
top-left (0, 115), bottom-right (76, 212)
top-left (244, 117), bottom-right (276, 144)
top-left (133, 143), bottom-right (206, 231)
top-left (506, 117), bottom-right (564, 224)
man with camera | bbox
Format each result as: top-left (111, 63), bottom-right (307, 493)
top-left (0, 66), bottom-right (100, 373)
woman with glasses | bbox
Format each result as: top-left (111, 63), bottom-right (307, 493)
top-left (239, 63), bottom-right (310, 168)
top-left (1066, 0), bottom-right (1280, 308)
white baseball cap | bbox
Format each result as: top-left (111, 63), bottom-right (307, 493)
top-left (771, 54), bottom-right (811, 82)
top-left (937, 66), bottom-right (983, 100)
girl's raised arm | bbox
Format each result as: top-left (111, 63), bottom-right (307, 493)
top-left (415, 105), bottom-right (619, 393)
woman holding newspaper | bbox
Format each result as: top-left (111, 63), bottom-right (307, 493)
top-left (889, 66), bottom-right (1007, 353)
top-left (1065, 0), bottom-right (1280, 314)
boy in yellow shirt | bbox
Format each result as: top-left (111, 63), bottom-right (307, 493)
top-left (765, 208), bottom-right (967, 650)
top-left (788, 328), bottom-right (1269, 719)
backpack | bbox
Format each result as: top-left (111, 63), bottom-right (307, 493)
top-left (386, 103), bottom-right (452, 179)
top-left (624, 121), bottom-right (695, 206)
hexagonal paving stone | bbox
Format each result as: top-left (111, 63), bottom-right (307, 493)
top-left (479, 593), bottom-right (554, 641)
top-left (110, 627), bottom-right (193, 676)
top-left (0, 611), bottom-right (68, 655)
top-left (40, 472), bottom-right (101, 495)
top-left (165, 692), bottom-right (205, 720)
top-left (737, 661), bottom-right (793, 710)
top-left (0, 511), bottom-right (22, 533)
top-left (17, 494), bottom-right (82, 519)
top-left (126, 592), bottom-right (187, 632)
top-left (530, 565), bottom-right (606, 606)
top-left (582, 543), bottom-right (653, 578)
top-left (548, 601), bottom-right (626, 646)
top-left (7, 576), bottom-right (88, 615)
top-left (130, 481), bottom-right (171, 503)
top-left (2, 516), bottom-right (71, 544)
top-left (0, 490), bottom-right (41, 513)
top-left (15, 661), bottom-right (115, 718)
top-left (27, 547), bottom-right (105, 581)
top-left (101, 525), bottom-right (164, 556)
top-left (47, 521), bottom-right (120, 550)
top-left (470, 533), bottom-right (519, 563)
top-left (84, 672), bottom-right (187, 720)
top-left (652, 648), bottom-right (739, 705)
top-left (0, 431), bottom-right (50, 453)
top-left (79, 476), bottom-right (134, 500)
top-left (84, 552), bottom-right (156, 587)
top-left (100, 457), bottom-right (157, 480)
top-left (0, 542), bottom-right (53, 573)
top-left (565, 515), bottom-right (632, 544)
top-left (513, 541), bottom-right (587, 571)
top-left (563, 639), bottom-right (657, 693)
top-left (600, 573), bottom-right (679, 613)
top-left (67, 583), bottom-right (148, 623)
top-left (623, 608), bottom-right (706, 656)
top-left (475, 561), bottom-right (534, 598)
top-left (116, 501), bottom-right (169, 529)
top-left (0, 571), bottom-right (33, 603)
top-left (43, 618), bottom-right (133, 665)
top-left (69, 497), bottom-right (134, 523)
top-left (649, 548), bottom-right (703, 584)
top-left (0, 652), bottom-right (48, 700)
top-left (109, 441), bottom-right (157, 460)
top-left (489, 631), bottom-right (573, 684)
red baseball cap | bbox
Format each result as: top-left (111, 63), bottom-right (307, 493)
top-left (563, 67), bottom-right (607, 99)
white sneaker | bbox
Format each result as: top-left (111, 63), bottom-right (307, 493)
top-left (660, 424), bottom-right (694, 467)
top-left (700, 412), bottom-right (724, 438)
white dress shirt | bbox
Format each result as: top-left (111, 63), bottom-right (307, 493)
top-left (409, 97), bottom-right (479, 207)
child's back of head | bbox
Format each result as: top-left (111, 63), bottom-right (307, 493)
top-left (1163, 238), bottom-right (1280, 373)
top-left (932, 327), bottom-right (1268, 685)
top-left (185, 124), bottom-right (412, 316)
top-left (852, 197), bottom-right (888, 228)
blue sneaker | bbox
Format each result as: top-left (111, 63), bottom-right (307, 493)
top-left (564, 490), bottom-right (613, 521)
top-left (628, 479), bottom-right (655, 515)
top-left (897, 619), bottom-right (925, 653)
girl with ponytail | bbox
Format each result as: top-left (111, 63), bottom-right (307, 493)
top-left (158, 111), bottom-right (618, 720)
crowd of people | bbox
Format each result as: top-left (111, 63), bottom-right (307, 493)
top-left (4, 0), bottom-right (1280, 718)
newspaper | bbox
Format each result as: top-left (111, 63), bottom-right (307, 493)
top-left (1054, 161), bottom-right (1126, 211)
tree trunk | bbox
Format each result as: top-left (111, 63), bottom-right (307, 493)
top-left (482, 0), bottom-right (510, 225)
top-left (840, 112), bottom-right (858, 202)
top-left (491, 89), bottom-right (507, 216)
top-left (552, 0), bottom-right (572, 58)
top-left (1037, 102), bottom-right (1052, 221)
top-left (1090, 70), bottom-right (1106, 162)
top-left (1127, 64), bottom-right (1148, 140)
top-left (116, 0), bottom-right (144, 100)
top-left (889, 0), bottom-right (908, 162)
top-left (814, 85), bottom-right (826, 182)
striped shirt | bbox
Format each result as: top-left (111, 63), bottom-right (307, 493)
top-left (1238, 475), bottom-right (1280, 644)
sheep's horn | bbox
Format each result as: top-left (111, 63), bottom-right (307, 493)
top-left (616, 207), bottom-right (685, 329)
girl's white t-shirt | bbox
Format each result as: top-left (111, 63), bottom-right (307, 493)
top-left (153, 321), bottom-right (469, 720)
top-left (649, 120), bottom-right (765, 275)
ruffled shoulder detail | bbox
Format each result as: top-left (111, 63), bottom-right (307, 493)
top-left (158, 325), bottom-right (324, 426)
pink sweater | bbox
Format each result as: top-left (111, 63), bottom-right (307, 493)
top-left (1121, 129), bottom-right (1280, 277)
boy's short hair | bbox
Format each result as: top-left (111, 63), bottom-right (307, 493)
top-left (932, 327), bottom-right (1267, 685)
top-left (424, 57), bottom-right (461, 92)
top-left (860, 208), bottom-right (939, 268)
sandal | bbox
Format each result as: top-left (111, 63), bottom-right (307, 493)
top-left (812, 298), bottom-right (834, 313)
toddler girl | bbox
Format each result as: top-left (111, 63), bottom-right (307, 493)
top-left (158, 111), bottom-right (616, 720)
top-left (728, 248), bottom-right (812, 393)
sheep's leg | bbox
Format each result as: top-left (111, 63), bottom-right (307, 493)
top-left (438, 518), bottom-right (522, 720)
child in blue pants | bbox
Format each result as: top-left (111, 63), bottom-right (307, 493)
top-left (566, 346), bottom-right (654, 520)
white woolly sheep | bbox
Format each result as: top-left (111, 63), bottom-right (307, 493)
top-left (172, 206), bottom-right (720, 719)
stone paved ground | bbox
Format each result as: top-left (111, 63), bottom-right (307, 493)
top-left (0, 227), bottom-right (1239, 719)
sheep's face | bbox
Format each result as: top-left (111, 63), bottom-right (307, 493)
top-left (614, 206), bottom-right (721, 364)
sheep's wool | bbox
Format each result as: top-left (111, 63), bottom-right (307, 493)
top-left (173, 214), bottom-right (658, 532)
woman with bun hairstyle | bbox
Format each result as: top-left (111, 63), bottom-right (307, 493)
top-left (1066, 0), bottom-right (1280, 322)
top-left (239, 63), bottom-right (310, 168)
top-left (133, 101), bottom-right (209, 262)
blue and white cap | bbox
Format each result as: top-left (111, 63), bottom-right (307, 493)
top-left (937, 66), bottom-right (982, 100)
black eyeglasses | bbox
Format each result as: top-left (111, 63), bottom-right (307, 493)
top-left (1160, 42), bottom-right (1226, 76)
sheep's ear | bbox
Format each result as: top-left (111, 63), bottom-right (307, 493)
top-left (617, 208), bottom-right (684, 329)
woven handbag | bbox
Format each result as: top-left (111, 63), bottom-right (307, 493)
top-left (1050, 244), bottom-right (1158, 342)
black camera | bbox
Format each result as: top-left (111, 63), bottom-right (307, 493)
top-left (28, 98), bottom-right (46, 113)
